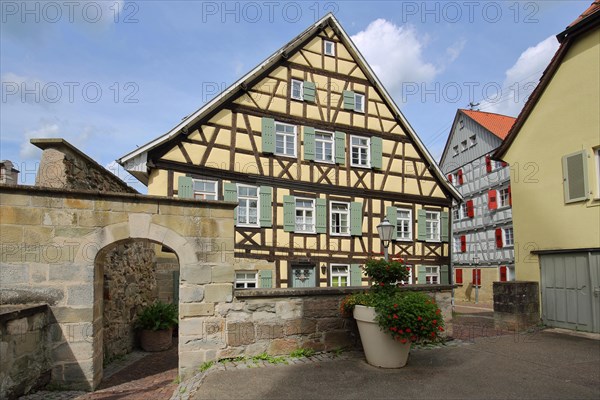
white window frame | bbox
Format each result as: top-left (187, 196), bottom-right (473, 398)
top-left (330, 264), bottom-right (350, 287)
top-left (503, 227), bottom-right (514, 247)
top-left (452, 146), bottom-right (459, 157)
top-left (330, 201), bottom-right (350, 236)
top-left (401, 265), bottom-right (413, 285)
top-left (498, 188), bottom-right (510, 208)
top-left (324, 40), bottom-right (335, 56)
top-left (425, 211), bottom-right (440, 242)
top-left (291, 79), bottom-right (303, 101)
top-left (350, 135), bottom-right (370, 168)
top-left (425, 266), bottom-right (440, 284)
top-left (354, 93), bottom-right (365, 113)
top-left (460, 140), bottom-right (468, 152)
top-left (274, 122), bottom-right (297, 157)
top-left (237, 184), bottom-right (260, 227)
top-left (469, 135), bottom-right (477, 147)
top-left (452, 206), bottom-right (460, 221)
top-left (396, 208), bottom-right (412, 241)
top-left (235, 271), bottom-right (258, 289)
top-left (460, 202), bottom-right (468, 220)
top-left (453, 236), bottom-right (461, 253)
top-left (192, 179), bottom-right (218, 200)
top-left (314, 130), bottom-right (335, 163)
top-left (295, 198), bottom-right (316, 234)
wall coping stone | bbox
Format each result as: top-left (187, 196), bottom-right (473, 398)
top-left (235, 285), bottom-right (455, 298)
top-left (0, 303), bottom-right (48, 324)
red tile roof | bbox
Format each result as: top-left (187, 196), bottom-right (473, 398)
top-left (460, 110), bottom-right (516, 140)
top-left (567, 1), bottom-right (600, 28)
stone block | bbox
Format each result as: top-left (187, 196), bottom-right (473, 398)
top-left (209, 208), bottom-right (235, 219)
top-left (51, 341), bottom-right (94, 363)
top-left (6, 318), bottom-right (28, 335)
top-left (78, 210), bottom-right (127, 228)
top-left (205, 284), bottom-right (233, 303)
top-left (256, 323), bottom-right (284, 340)
top-left (49, 265), bottom-right (93, 282)
top-left (316, 318), bottom-right (344, 332)
top-left (284, 319), bottom-right (317, 336)
top-left (275, 300), bottom-right (303, 320)
top-left (268, 338), bottom-right (298, 355)
top-left (180, 303), bottom-right (215, 317)
top-left (323, 330), bottom-right (355, 351)
top-left (128, 213), bottom-right (152, 238)
top-left (0, 193), bottom-right (30, 206)
top-left (181, 266), bottom-right (211, 285)
top-left (0, 265), bottom-right (29, 284)
top-left (23, 226), bottom-right (54, 245)
top-left (179, 350), bottom-right (207, 377)
top-left (94, 200), bottom-right (125, 212)
top-left (64, 198), bottom-right (92, 209)
top-left (29, 263), bottom-right (49, 282)
top-left (42, 209), bottom-right (78, 226)
top-left (127, 202), bottom-right (159, 214)
top-left (67, 285), bottom-right (94, 306)
top-left (54, 227), bottom-right (98, 239)
top-left (30, 196), bottom-right (63, 208)
top-left (300, 339), bottom-right (325, 352)
top-left (0, 225), bottom-right (23, 245)
top-left (0, 287), bottom-right (64, 305)
top-left (14, 331), bottom-right (41, 354)
top-left (227, 321), bottom-right (255, 346)
top-left (211, 265), bottom-right (234, 283)
top-left (303, 298), bottom-right (340, 318)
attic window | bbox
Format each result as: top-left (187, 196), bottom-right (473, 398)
top-left (324, 40), bottom-right (335, 56)
top-left (453, 146), bottom-right (459, 157)
top-left (470, 135), bottom-right (477, 147)
top-left (461, 140), bottom-right (468, 152)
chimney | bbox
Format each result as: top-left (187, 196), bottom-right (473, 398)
top-left (0, 160), bottom-right (19, 185)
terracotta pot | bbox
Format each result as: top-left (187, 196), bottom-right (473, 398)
top-left (353, 305), bottom-right (410, 368)
top-left (139, 328), bottom-right (173, 352)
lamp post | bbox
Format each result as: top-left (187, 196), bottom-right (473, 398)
top-left (472, 255), bottom-right (480, 304)
top-left (376, 217), bottom-right (395, 261)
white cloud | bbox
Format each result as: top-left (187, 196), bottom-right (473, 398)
top-left (351, 19), bottom-right (441, 97)
top-left (19, 123), bottom-right (61, 159)
top-left (481, 35), bottom-right (559, 116)
top-left (18, 120), bottom-right (99, 159)
top-left (446, 39), bottom-right (466, 63)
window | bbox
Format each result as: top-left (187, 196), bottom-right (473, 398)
top-left (193, 179), bottom-right (218, 200)
top-left (396, 209), bottom-right (412, 241)
top-left (295, 198), bottom-right (315, 233)
top-left (330, 202), bottom-right (350, 235)
top-left (425, 266), bottom-right (439, 284)
top-left (291, 79), bottom-right (303, 101)
top-left (401, 265), bottom-right (413, 285)
top-left (237, 185), bottom-right (259, 226)
top-left (498, 188), bottom-right (510, 208)
top-left (562, 150), bottom-right (589, 203)
top-left (452, 206), bottom-right (460, 220)
top-left (469, 135), bottom-right (477, 147)
top-left (459, 202), bottom-right (468, 219)
top-left (354, 93), bottom-right (365, 113)
top-left (330, 264), bottom-right (349, 287)
top-left (425, 211), bottom-right (440, 241)
top-left (315, 131), bottom-right (334, 163)
top-left (235, 272), bottom-right (257, 289)
top-left (324, 40), bottom-right (335, 56)
top-left (275, 122), bottom-right (296, 157)
top-left (452, 146), bottom-right (459, 157)
top-left (350, 136), bottom-right (370, 167)
top-left (461, 140), bottom-right (468, 152)
top-left (503, 227), bottom-right (514, 247)
top-left (453, 236), bottom-right (461, 253)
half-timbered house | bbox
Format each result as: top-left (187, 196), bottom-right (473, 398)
top-left (118, 14), bottom-right (461, 289)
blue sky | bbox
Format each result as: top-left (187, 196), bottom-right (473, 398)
top-left (0, 1), bottom-right (590, 191)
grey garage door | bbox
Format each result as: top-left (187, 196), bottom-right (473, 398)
top-left (540, 251), bottom-right (600, 333)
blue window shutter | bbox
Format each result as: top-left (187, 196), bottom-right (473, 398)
top-left (223, 183), bottom-right (238, 225)
top-left (303, 81), bottom-right (316, 102)
top-left (350, 202), bottom-right (363, 236)
top-left (370, 136), bottom-right (383, 169)
top-left (178, 176), bottom-right (193, 199)
top-left (283, 195), bottom-right (295, 232)
top-left (417, 265), bottom-right (426, 284)
top-left (417, 209), bottom-right (427, 241)
top-left (440, 265), bottom-right (449, 285)
top-left (386, 206), bottom-right (398, 240)
top-left (259, 270), bottom-right (273, 288)
top-left (315, 198), bottom-right (327, 234)
top-left (440, 211), bottom-right (449, 242)
top-left (259, 186), bottom-right (272, 228)
top-left (343, 90), bottom-right (355, 110)
top-left (335, 131), bottom-right (346, 165)
top-left (262, 117), bottom-right (275, 154)
top-left (304, 127), bottom-right (315, 161)
top-left (350, 264), bottom-right (362, 286)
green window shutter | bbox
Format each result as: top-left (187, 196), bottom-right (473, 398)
top-left (259, 186), bottom-right (272, 228)
top-left (386, 206), bottom-right (398, 240)
top-left (262, 117), bottom-right (275, 154)
top-left (342, 90), bottom-right (355, 110)
top-left (417, 209), bottom-right (427, 241)
top-left (315, 198), bottom-right (327, 234)
top-left (417, 265), bottom-right (426, 285)
top-left (304, 127), bottom-right (315, 161)
top-left (350, 202), bottom-right (363, 236)
top-left (259, 270), bottom-right (273, 288)
top-left (350, 264), bottom-right (362, 286)
top-left (223, 183), bottom-right (238, 225)
top-left (440, 211), bottom-right (449, 242)
top-left (335, 131), bottom-right (346, 165)
top-left (562, 150), bottom-right (589, 203)
top-left (283, 195), bottom-right (295, 232)
top-left (370, 136), bottom-right (383, 169)
top-left (177, 176), bottom-right (193, 199)
top-left (303, 81), bottom-right (316, 102)
top-left (440, 265), bottom-right (449, 285)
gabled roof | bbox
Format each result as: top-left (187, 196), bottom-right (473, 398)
top-left (495, 2), bottom-right (600, 159)
top-left (460, 110), bottom-right (516, 140)
top-left (117, 13), bottom-right (461, 201)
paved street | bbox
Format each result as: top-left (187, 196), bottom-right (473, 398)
top-left (188, 331), bottom-right (600, 400)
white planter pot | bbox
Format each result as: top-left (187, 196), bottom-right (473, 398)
top-left (353, 305), bottom-right (410, 368)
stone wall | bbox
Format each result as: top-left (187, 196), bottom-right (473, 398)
top-left (493, 281), bottom-right (540, 330)
top-left (0, 304), bottom-right (51, 400)
top-left (155, 248), bottom-right (179, 303)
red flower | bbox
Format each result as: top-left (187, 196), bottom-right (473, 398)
top-left (430, 332), bottom-right (436, 337)
top-left (438, 326), bottom-right (444, 332)
top-left (417, 316), bottom-right (422, 321)
top-left (401, 338), bottom-right (407, 344)
top-left (436, 309), bottom-right (441, 315)
top-left (432, 320), bottom-right (437, 325)
top-left (411, 335), bottom-right (417, 341)
top-left (405, 328), bottom-right (411, 333)
top-left (394, 304), bottom-right (398, 308)
top-left (398, 329), bottom-right (404, 335)
top-left (379, 282), bottom-right (385, 286)
top-left (393, 314), bottom-right (398, 319)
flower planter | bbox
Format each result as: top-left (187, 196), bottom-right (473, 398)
top-left (139, 328), bottom-right (173, 352)
top-left (353, 305), bottom-right (410, 368)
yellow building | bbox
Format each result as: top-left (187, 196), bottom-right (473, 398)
top-left (118, 14), bottom-right (461, 289)
top-left (494, 3), bottom-right (600, 332)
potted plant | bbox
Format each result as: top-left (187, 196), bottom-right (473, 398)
top-left (135, 301), bottom-right (178, 352)
top-left (341, 258), bottom-right (444, 368)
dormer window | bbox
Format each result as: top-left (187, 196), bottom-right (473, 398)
top-left (324, 40), bottom-right (335, 56)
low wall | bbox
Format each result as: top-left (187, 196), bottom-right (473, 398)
top-left (493, 281), bottom-right (540, 330)
top-left (0, 304), bottom-right (51, 400)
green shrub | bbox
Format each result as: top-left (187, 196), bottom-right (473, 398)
top-left (134, 301), bottom-right (178, 331)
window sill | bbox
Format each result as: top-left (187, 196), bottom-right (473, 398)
top-left (274, 153), bottom-right (297, 159)
top-left (291, 97), bottom-right (304, 102)
top-left (236, 225), bottom-right (261, 229)
top-left (330, 233), bottom-right (351, 237)
top-left (294, 231), bottom-right (317, 235)
top-left (350, 164), bottom-right (372, 169)
top-left (395, 238), bottom-right (413, 242)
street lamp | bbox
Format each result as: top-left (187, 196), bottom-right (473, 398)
top-left (376, 217), bottom-right (395, 261)
top-left (472, 255), bottom-right (480, 304)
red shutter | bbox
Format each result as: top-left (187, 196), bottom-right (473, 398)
top-left (495, 228), bottom-right (503, 248)
top-left (448, 174), bottom-right (453, 183)
top-left (466, 200), bottom-right (474, 218)
top-left (460, 235), bottom-right (466, 252)
top-left (499, 266), bottom-right (507, 282)
top-left (501, 161), bottom-right (508, 167)
top-left (485, 155), bottom-right (492, 173)
top-left (455, 268), bottom-right (463, 284)
top-left (508, 185), bottom-right (512, 206)
top-left (458, 169), bottom-right (464, 185)
top-left (472, 269), bottom-right (481, 286)
top-left (488, 190), bottom-right (497, 210)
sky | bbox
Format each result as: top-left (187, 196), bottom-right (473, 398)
top-left (0, 0), bottom-right (591, 192)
